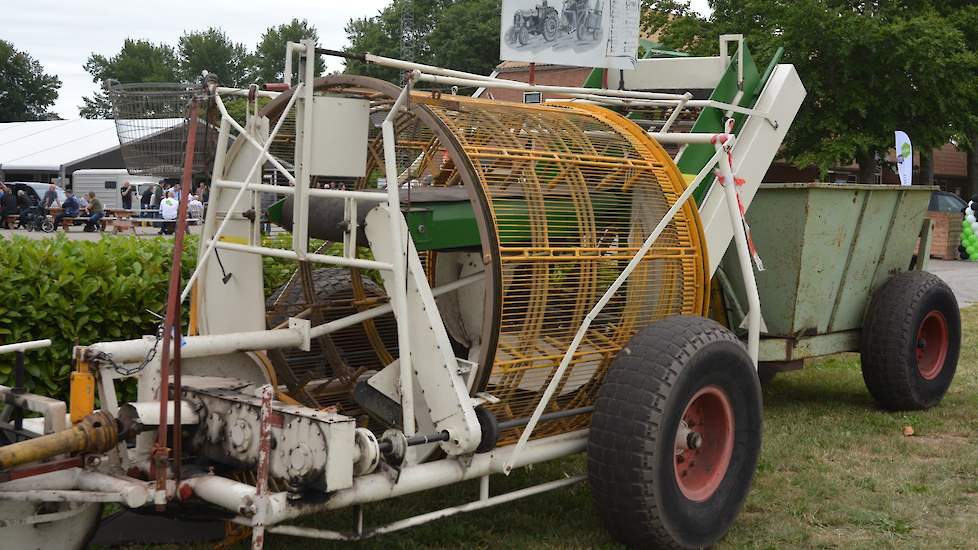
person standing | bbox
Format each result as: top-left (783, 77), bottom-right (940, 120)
top-left (120, 181), bottom-right (135, 210)
top-left (40, 184), bottom-right (59, 209)
top-left (85, 192), bottom-right (104, 231)
top-left (140, 185), bottom-right (153, 215)
top-left (159, 190), bottom-right (179, 235)
top-left (152, 183), bottom-right (164, 211)
top-left (187, 194), bottom-right (204, 222)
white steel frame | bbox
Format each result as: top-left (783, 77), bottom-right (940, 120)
top-left (0, 38), bottom-right (778, 547)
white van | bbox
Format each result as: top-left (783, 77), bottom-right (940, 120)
top-left (71, 169), bottom-right (159, 211)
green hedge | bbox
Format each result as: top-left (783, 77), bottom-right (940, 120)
top-left (0, 234), bottom-right (296, 400)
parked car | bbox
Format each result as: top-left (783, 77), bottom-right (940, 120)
top-left (928, 190), bottom-right (968, 213)
top-left (5, 182), bottom-right (67, 206)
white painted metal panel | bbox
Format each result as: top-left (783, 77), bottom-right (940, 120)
top-left (606, 57), bottom-right (725, 91)
top-left (309, 97), bottom-right (369, 178)
top-left (698, 65), bottom-right (807, 274)
top-left (198, 125), bottom-right (268, 336)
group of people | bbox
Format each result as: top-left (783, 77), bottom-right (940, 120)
top-left (52, 187), bottom-right (103, 230)
top-left (0, 183), bottom-right (104, 231)
top-left (136, 181), bottom-right (207, 234)
top-left (1, 179), bottom-right (210, 234)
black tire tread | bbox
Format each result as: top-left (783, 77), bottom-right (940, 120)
top-left (860, 270), bottom-right (960, 410)
top-left (588, 316), bottom-right (753, 549)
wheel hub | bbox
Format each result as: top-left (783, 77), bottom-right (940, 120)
top-left (674, 385), bottom-right (735, 502)
top-left (916, 310), bottom-right (949, 380)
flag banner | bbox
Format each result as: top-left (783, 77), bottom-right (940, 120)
top-left (895, 130), bottom-right (912, 186)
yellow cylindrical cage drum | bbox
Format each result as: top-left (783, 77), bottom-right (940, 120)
top-left (261, 76), bottom-right (709, 445)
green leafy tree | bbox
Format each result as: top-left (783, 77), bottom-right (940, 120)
top-left (178, 27), bottom-right (252, 87)
top-left (80, 39), bottom-right (179, 118)
top-left (644, 1), bottom-right (978, 182)
top-left (344, 0), bottom-right (500, 83)
top-left (0, 40), bottom-right (61, 122)
top-left (935, 2), bottom-right (978, 198)
top-left (251, 19), bottom-right (325, 86)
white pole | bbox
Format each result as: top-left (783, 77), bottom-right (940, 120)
top-left (0, 339), bottom-right (51, 355)
top-left (381, 81), bottom-right (415, 437)
top-left (415, 72), bottom-right (687, 101)
top-left (715, 139), bottom-right (761, 366)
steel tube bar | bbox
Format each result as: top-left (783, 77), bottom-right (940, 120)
top-left (181, 88), bottom-right (301, 303)
top-left (156, 99), bottom-right (199, 495)
top-left (90, 328), bottom-right (306, 365)
top-left (308, 271), bottom-right (485, 339)
top-left (184, 429), bottom-right (587, 525)
top-left (715, 140), bottom-right (761, 365)
top-left (381, 82), bottom-right (415, 437)
top-left (501, 145), bottom-right (727, 474)
top-left (0, 340), bottom-right (51, 355)
top-left (215, 180), bottom-right (391, 203)
top-left (0, 385), bottom-right (66, 434)
top-left (659, 93), bottom-right (692, 133)
top-left (265, 475), bottom-right (585, 541)
top-left (0, 490), bottom-right (128, 503)
top-left (216, 87), bottom-right (281, 99)
top-left (496, 406), bottom-right (594, 431)
top-left (211, 240), bottom-right (392, 271)
top-left (213, 92), bottom-right (296, 185)
top-left (282, 42), bottom-right (303, 90)
top-left (293, 38), bottom-right (317, 259)
top-left (652, 132), bottom-right (737, 145)
top-left (415, 72), bottom-right (688, 101)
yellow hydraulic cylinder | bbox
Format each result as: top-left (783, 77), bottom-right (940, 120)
top-left (69, 348), bottom-right (95, 424)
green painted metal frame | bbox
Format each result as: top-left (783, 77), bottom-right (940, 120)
top-left (719, 183), bottom-right (936, 363)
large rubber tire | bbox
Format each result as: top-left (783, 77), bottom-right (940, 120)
top-left (588, 316), bottom-right (762, 549)
top-left (860, 271), bottom-right (960, 410)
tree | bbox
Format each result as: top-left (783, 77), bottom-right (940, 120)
top-left (937, 2), bottom-right (978, 198)
top-left (80, 39), bottom-right (179, 118)
top-left (0, 40), bottom-right (61, 122)
top-left (178, 28), bottom-right (252, 87)
top-left (344, 0), bottom-right (500, 83)
top-left (643, 1), bottom-right (978, 182)
top-left (252, 19), bottom-right (325, 86)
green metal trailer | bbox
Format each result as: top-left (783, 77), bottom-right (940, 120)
top-left (717, 183), bottom-right (953, 397)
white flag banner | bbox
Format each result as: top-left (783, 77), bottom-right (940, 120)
top-left (895, 130), bottom-right (912, 187)
top-left (500, 0), bottom-right (640, 70)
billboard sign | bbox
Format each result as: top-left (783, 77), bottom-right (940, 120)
top-left (500, 0), bottom-right (641, 70)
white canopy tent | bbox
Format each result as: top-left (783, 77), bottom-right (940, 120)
top-left (0, 120), bottom-right (121, 180)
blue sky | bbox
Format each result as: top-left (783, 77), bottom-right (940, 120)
top-left (2, 0), bottom-right (710, 118)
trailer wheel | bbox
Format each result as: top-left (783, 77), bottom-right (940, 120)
top-left (588, 316), bottom-right (762, 549)
top-left (861, 271), bottom-right (960, 410)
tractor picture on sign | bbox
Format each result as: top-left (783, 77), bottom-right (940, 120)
top-left (506, 0), bottom-right (603, 48)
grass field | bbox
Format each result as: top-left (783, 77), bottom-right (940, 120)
top-left (113, 305), bottom-right (978, 550)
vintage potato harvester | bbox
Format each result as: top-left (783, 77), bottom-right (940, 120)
top-left (0, 36), bottom-right (960, 549)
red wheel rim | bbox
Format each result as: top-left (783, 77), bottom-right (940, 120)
top-left (916, 310), bottom-right (949, 380)
top-left (674, 385), bottom-right (735, 502)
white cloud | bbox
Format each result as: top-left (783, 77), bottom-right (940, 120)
top-left (2, 0), bottom-right (712, 119)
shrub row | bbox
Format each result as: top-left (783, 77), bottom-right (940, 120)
top-left (0, 234), bottom-right (295, 400)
